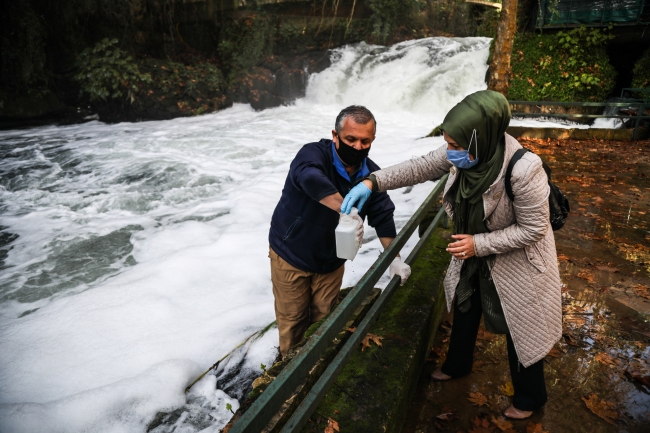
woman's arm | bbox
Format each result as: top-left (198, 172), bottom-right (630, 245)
top-left (372, 145), bottom-right (452, 192)
top-left (473, 155), bottom-right (550, 256)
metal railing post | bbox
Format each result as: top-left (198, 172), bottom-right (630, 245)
top-left (633, 102), bottom-right (645, 141)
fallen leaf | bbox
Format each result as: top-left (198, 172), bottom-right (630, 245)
top-left (469, 415), bottom-right (492, 433)
top-left (546, 347), bottom-right (562, 358)
top-left (582, 393), bottom-right (619, 424)
top-left (526, 422), bottom-right (549, 433)
top-left (632, 285), bottom-right (650, 300)
top-left (499, 382), bottom-right (515, 397)
top-left (577, 270), bottom-right (597, 283)
top-left (324, 417), bottom-right (339, 432)
top-left (626, 360), bottom-right (650, 387)
top-left (477, 328), bottom-right (496, 341)
top-left (557, 254), bottom-right (571, 262)
top-left (595, 265), bottom-right (619, 273)
top-left (345, 327), bottom-right (356, 333)
top-left (431, 346), bottom-right (446, 358)
top-left (361, 333), bottom-right (384, 351)
top-left (473, 360), bottom-right (486, 372)
top-left (436, 412), bottom-right (456, 422)
top-left (467, 391), bottom-right (488, 406)
top-left (594, 352), bottom-right (618, 367)
top-left (487, 393), bottom-right (506, 412)
top-left (490, 415), bottom-right (515, 432)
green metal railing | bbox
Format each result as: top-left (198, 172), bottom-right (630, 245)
top-left (620, 87), bottom-right (650, 102)
top-left (508, 100), bottom-right (650, 140)
top-left (281, 205), bottom-right (448, 432)
top-left (229, 174), bottom-right (449, 433)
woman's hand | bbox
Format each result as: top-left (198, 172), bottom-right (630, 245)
top-left (446, 234), bottom-right (476, 260)
top-left (341, 180), bottom-right (373, 214)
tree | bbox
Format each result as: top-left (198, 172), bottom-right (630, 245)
top-left (487, 0), bottom-right (518, 96)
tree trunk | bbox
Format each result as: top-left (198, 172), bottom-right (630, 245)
top-left (487, 0), bottom-right (518, 97)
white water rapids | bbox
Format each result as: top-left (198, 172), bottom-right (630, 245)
top-left (0, 37), bottom-right (578, 433)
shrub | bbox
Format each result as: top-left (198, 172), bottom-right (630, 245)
top-left (75, 38), bottom-right (151, 102)
top-left (218, 14), bottom-right (275, 81)
top-left (631, 46), bottom-right (650, 89)
top-left (277, 21), bottom-right (304, 44)
top-left (509, 26), bottom-right (617, 102)
top-left (144, 59), bottom-right (227, 99)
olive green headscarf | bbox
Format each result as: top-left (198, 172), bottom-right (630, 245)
top-left (441, 90), bottom-right (511, 236)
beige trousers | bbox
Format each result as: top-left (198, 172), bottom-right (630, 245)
top-left (269, 247), bottom-right (344, 357)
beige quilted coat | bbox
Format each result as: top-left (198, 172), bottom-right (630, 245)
top-left (373, 134), bottom-right (562, 367)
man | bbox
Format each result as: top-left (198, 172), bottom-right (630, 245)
top-left (269, 105), bottom-right (411, 357)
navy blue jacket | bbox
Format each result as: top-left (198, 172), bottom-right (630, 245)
top-left (269, 139), bottom-right (396, 274)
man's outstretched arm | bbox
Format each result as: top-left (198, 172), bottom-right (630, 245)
top-left (319, 192), bottom-right (344, 212)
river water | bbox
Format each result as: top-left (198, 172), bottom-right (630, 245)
top-left (0, 37), bottom-right (570, 432)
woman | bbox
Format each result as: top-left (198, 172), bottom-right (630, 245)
top-left (342, 90), bottom-right (562, 419)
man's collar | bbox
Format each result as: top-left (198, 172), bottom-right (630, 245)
top-left (331, 141), bottom-right (369, 182)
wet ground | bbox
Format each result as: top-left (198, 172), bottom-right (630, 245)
top-left (402, 138), bottom-right (650, 433)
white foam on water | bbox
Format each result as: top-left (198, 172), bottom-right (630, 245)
top-left (0, 36), bottom-right (582, 432)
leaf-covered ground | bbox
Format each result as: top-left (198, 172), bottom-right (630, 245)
top-left (402, 138), bottom-right (650, 433)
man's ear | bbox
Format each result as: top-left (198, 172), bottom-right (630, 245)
top-left (331, 130), bottom-right (338, 148)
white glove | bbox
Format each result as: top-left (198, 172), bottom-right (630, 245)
top-left (389, 257), bottom-right (411, 286)
top-left (351, 214), bottom-right (364, 245)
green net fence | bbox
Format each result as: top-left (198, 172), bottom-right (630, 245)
top-left (537, 0), bottom-right (649, 27)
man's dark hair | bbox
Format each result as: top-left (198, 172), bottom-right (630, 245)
top-left (335, 105), bottom-right (377, 135)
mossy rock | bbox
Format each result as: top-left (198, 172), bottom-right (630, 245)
top-left (301, 227), bottom-right (452, 433)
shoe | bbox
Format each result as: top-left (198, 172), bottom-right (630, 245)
top-left (502, 404), bottom-right (533, 420)
top-left (430, 367), bottom-right (452, 381)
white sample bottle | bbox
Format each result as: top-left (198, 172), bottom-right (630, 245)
top-left (335, 207), bottom-right (360, 260)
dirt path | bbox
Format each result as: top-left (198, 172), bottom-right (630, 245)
top-left (402, 138), bottom-right (650, 433)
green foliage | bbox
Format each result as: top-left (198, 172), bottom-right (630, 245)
top-left (509, 27), bottom-right (616, 102)
top-left (149, 60), bottom-right (226, 96)
top-left (632, 46), bottom-right (650, 89)
top-left (367, 0), bottom-right (414, 43)
top-left (277, 21), bottom-right (304, 44)
top-left (219, 14), bottom-right (275, 81)
top-left (74, 37), bottom-right (226, 117)
top-left (474, 9), bottom-right (500, 39)
top-left (226, 403), bottom-right (234, 414)
top-left (75, 38), bottom-right (151, 102)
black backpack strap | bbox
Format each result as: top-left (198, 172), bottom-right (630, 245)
top-left (505, 148), bottom-right (530, 202)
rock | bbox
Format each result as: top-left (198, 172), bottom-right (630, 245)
top-left (0, 91), bottom-right (65, 120)
top-left (248, 89), bottom-right (286, 111)
top-left (275, 68), bottom-right (306, 101)
top-left (232, 50), bottom-right (331, 111)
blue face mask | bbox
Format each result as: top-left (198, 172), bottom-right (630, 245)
top-left (446, 129), bottom-right (479, 169)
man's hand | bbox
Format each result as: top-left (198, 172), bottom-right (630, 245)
top-left (389, 257), bottom-right (411, 286)
top-left (351, 213), bottom-right (364, 244)
top-left (341, 180), bottom-right (373, 214)
top-left (446, 234), bottom-right (476, 260)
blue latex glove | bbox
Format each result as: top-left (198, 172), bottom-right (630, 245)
top-left (341, 182), bottom-right (372, 214)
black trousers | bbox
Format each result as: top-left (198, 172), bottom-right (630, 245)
top-left (441, 281), bottom-right (548, 411)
